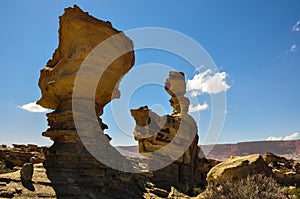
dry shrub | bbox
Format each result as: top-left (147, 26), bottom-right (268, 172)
top-left (203, 173), bottom-right (287, 199)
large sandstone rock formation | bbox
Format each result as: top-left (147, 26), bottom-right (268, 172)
top-left (131, 71), bottom-right (205, 187)
top-left (37, 5), bottom-right (145, 198)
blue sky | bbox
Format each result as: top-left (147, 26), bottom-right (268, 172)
top-left (0, 1), bottom-right (299, 146)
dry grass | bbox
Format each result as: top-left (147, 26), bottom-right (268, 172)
top-left (202, 174), bottom-right (287, 199)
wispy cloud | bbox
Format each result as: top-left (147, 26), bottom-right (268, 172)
top-left (18, 102), bottom-right (48, 113)
top-left (266, 132), bottom-right (299, 141)
top-left (188, 102), bottom-right (209, 113)
top-left (293, 21), bottom-right (300, 32)
top-left (290, 44), bottom-right (297, 53)
top-left (187, 69), bottom-right (230, 96)
top-left (195, 65), bottom-right (206, 72)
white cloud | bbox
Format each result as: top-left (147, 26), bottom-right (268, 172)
top-left (290, 44), bottom-right (297, 53)
top-left (266, 132), bottom-right (299, 141)
top-left (187, 69), bottom-right (230, 96)
top-left (18, 102), bottom-right (48, 113)
top-left (188, 102), bottom-right (209, 113)
top-left (293, 21), bottom-right (300, 32)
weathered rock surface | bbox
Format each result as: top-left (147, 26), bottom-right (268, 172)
top-left (37, 5), bottom-right (134, 115)
top-left (263, 152), bottom-right (300, 186)
top-left (206, 154), bottom-right (273, 184)
top-left (131, 72), bottom-right (206, 188)
top-left (206, 152), bottom-right (300, 188)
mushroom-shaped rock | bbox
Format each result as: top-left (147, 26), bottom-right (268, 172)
top-left (36, 5), bottom-right (145, 198)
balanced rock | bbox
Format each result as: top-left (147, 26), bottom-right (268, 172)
top-left (131, 71), bottom-right (204, 187)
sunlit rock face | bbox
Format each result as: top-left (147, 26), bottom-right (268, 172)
top-left (131, 71), bottom-right (205, 187)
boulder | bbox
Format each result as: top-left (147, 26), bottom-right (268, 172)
top-left (20, 163), bottom-right (33, 182)
top-left (206, 154), bottom-right (273, 184)
top-left (30, 156), bottom-right (45, 164)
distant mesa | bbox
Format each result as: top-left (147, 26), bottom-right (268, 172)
top-left (201, 139), bottom-right (300, 160)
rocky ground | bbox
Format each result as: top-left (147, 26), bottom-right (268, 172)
top-left (1, 145), bottom-right (300, 198)
top-left (0, 163), bottom-right (56, 198)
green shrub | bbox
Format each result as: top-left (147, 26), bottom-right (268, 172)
top-left (288, 187), bottom-right (300, 198)
top-left (177, 183), bottom-right (203, 196)
top-left (203, 174), bottom-right (286, 199)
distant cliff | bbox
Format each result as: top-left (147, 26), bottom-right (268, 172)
top-left (201, 139), bottom-right (300, 160)
top-left (118, 139), bottom-right (300, 161)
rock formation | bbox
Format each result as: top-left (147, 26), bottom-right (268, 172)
top-left (35, 5), bottom-right (213, 198)
top-left (206, 153), bottom-right (300, 186)
top-left (37, 5), bottom-right (145, 198)
top-left (131, 71), bottom-right (205, 188)
top-left (206, 154), bottom-right (273, 184)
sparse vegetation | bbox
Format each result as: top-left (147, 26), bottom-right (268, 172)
top-left (177, 183), bottom-right (203, 196)
top-left (202, 174), bottom-right (286, 199)
top-left (287, 187), bottom-right (300, 198)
